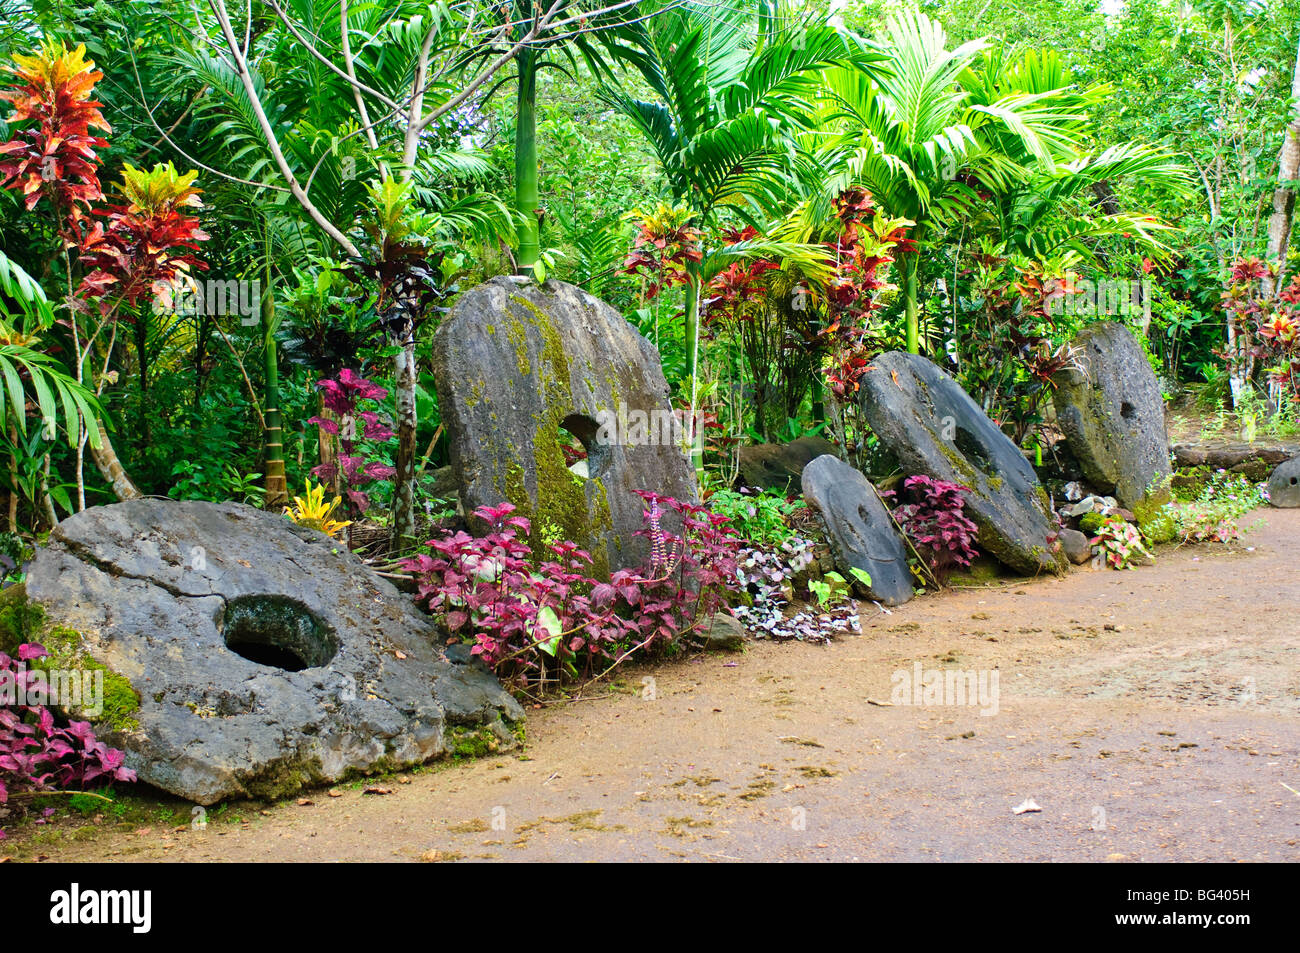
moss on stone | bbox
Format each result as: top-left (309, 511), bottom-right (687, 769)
top-left (447, 723), bottom-right (501, 759)
top-left (935, 437), bottom-right (978, 483)
top-left (1131, 488), bottom-right (1173, 527)
top-left (946, 557), bottom-right (1002, 587)
top-left (495, 292), bottom-right (617, 577)
top-left (0, 585), bottom-right (140, 732)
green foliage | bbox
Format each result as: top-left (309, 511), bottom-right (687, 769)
top-left (707, 488), bottom-right (805, 547)
top-left (1143, 470), bottom-right (1267, 544)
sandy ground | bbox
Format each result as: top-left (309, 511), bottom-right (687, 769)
top-left (18, 509), bottom-right (1300, 863)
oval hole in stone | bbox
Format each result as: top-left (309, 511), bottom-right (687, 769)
top-left (1120, 401), bottom-right (1136, 420)
top-left (558, 413), bottom-right (610, 481)
top-left (221, 595), bottom-right (338, 672)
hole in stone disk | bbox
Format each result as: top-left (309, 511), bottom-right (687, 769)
top-left (222, 595), bottom-right (337, 672)
top-left (558, 413), bottom-right (610, 481)
top-left (1291, 477), bottom-right (1298, 486)
top-left (1120, 401), bottom-right (1136, 420)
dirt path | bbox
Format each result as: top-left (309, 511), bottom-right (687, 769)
top-left (25, 509), bottom-right (1300, 863)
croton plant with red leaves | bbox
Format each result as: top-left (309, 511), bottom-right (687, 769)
top-left (622, 203), bottom-right (703, 299)
top-left (821, 188), bottom-right (911, 399)
top-left (0, 41), bottom-right (109, 243)
top-left (76, 162), bottom-right (210, 315)
top-left (1222, 259), bottom-right (1300, 401)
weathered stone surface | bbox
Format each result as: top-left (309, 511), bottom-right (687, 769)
top-left (21, 500), bottom-right (523, 805)
top-left (433, 276), bottom-right (696, 574)
top-left (1051, 322), bottom-right (1172, 510)
top-left (738, 435), bottom-right (838, 491)
top-left (801, 454), bottom-right (914, 605)
top-left (856, 351), bottom-right (1066, 575)
top-left (1173, 442), bottom-right (1299, 482)
top-left (1267, 456), bottom-right (1300, 507)
top-left (1059, 528), bottom-right (1093, 565)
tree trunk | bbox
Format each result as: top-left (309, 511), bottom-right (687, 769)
top-left (1261, 33), bottom-right (1300, 299)
top-left (389, 336), bottom-right (418, 551)
top-left (262, 291), bottom-right (287, 509)
top-left (135, 315), bottom-right (150, 449)
top-left (38, 453), bottom-right (57, 528)
top-left (317, 398), bottom-right (340, 497)
top-left (904, 253), bottom-right (920, 355)
top-left (89, 423), bottom-right (142, 500)
top-left (683, 265), bottom-right (704, 479)
top-left (514, 45), bottom-right (540, 274)
top-left (1090, 179), bottom-right (1121, 216)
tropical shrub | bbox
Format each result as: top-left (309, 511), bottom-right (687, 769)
top-left (1090, 516), bottom-right (1155, 570)
top-left (884, 475), bottom-right (980, 582)
top-left (402, 495), bottom-right (741, 691)
top-left (308, 369), bottom-right (396, 521)
top-left (1143, 470), bottom-right (1266, 545)
top-left (706, 487), bottom-right (805, 547)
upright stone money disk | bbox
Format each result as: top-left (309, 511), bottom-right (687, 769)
top-left (801, 454), bottom-right (914, 605)
top-left (17, 500), bottom-right (523, 805)
top-left (1051, 321), bottom-right (1172, 514)
top-left (856, 351), bottom-right (1066, 575)
top-left (433, 276), bottom-right (697, 573)
top-left (1267, 455), bottom-right (1300, 507)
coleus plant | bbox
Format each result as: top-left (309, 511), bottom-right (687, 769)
top-left (402, 494), bottom-right (742, 691)
top-left (308, 368), bottom-right (396, 518)
top-left (883, 474), bottom-right (980, 583)
top-left (0, 642), bottom-right (136, 834)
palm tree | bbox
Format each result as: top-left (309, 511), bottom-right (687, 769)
top-left (462, 1), bottom-right (652, 274)
top-left (601, 0), bottom-right (883, 393)
top-left (818, 13), bottom-right (1108, 353)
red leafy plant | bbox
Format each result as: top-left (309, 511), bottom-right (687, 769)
top-left (401, 494), bottom-right (741, 691)
top-left (622, 203), bottom-right (702, 299)
top-left (0, 643), bottom-right (135, 836)
top-left (0, 41), bottom-right (109, 242)
top-left (1089, 515), bottom-right (1155, 570)
top-left (308, 368), bottom-right (396, 518)
top-left (883, 475), bottom-right (980, 583)
top-left (1222, 258), bottom-right (1300, 402)
top-left (820, 189), bottom-right (913, 399)
top-left (76, 162), bottom-right (210, 314)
